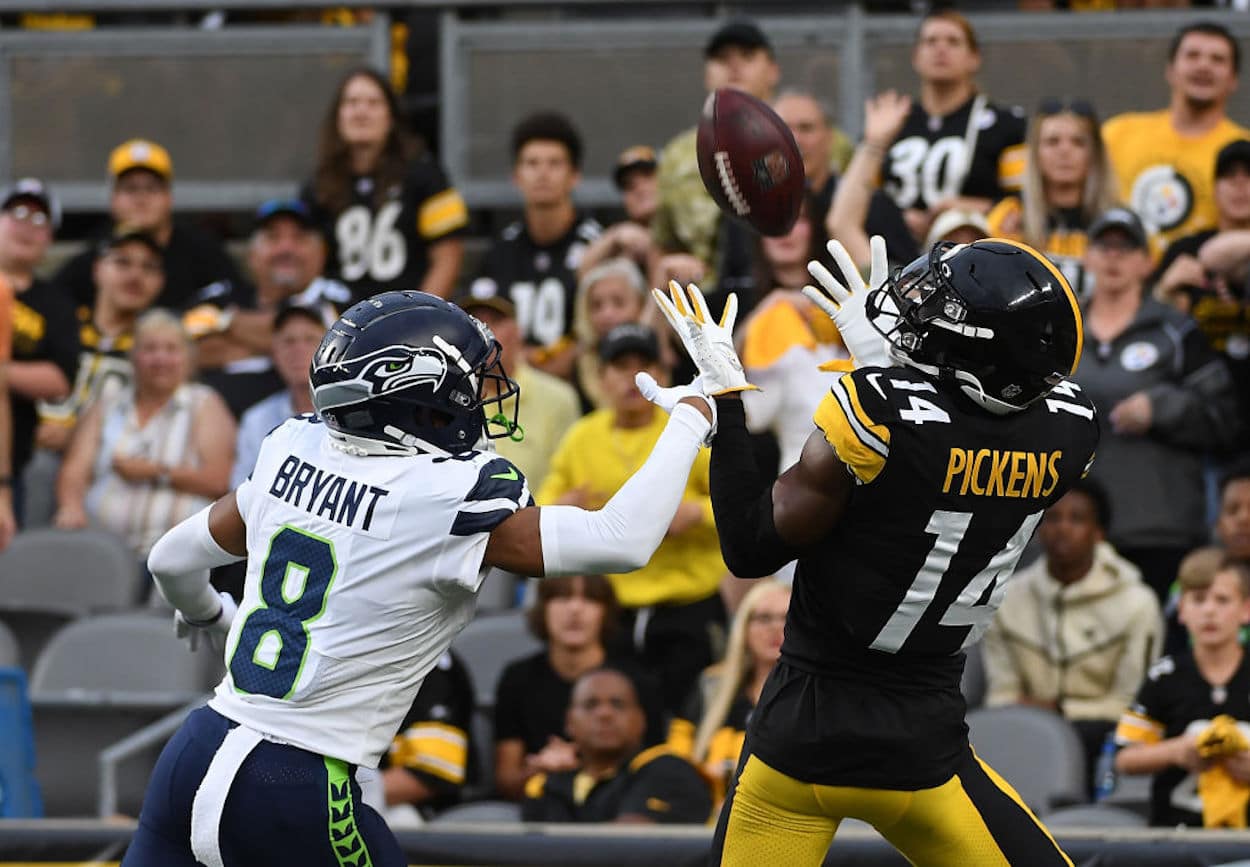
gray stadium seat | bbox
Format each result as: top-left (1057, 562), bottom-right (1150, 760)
top-left (1041, 803), bottom-right (1148, 828)
top-left (961, 643), bottom-right (987, 709)
top-left (430, 800), bottom-right (522, 824)
top-left (30, 612), bottom-right (221, 696)
top-left (476, 567), bottom-right (519, 614)
top-left (0, 620), bottom-right (19, 669)
top-left (452, 611), bottom-right (542, 708)
top-left (967, 706), bottom-right (1087, 812)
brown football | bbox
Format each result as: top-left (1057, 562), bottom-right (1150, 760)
top-left (696, 88), bottom-right (805, 237)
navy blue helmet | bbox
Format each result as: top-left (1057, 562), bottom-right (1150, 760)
top-left (310, 291), bottom-right (520, 455)
top-left (869, 239), bottom-right (1084, 414)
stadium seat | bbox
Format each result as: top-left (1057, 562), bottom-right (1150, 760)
top-left (966, 705), bottom-right (1087, 812)
top-left (1041, 803), bottom-right (1148, 828)
top-left (961, 643), bottom-right (986, 709)
top-left (0, 621), bottom-right (19, 669)
top-left (29, 612), bottom-right (221, 697)
top-left (477, 568), bottom-right (519, 614)
top-left (429, 800), bottom-right (522, 823)
top-left (452, 611), bottom-right (542, 708)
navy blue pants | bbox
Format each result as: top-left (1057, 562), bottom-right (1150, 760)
top-left (122, 706), bottom-right (405, 867)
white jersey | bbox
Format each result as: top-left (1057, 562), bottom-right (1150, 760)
top-left (210, 415), bottom-right (530, 767)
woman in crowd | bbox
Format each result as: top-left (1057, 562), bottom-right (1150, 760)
top-left (668, 579), bottom-right (791, 811)
top-left (571, 257), bottom-right (646, 410)
top-left (53, 310), bottom-right (234, 573)
top-left (493, 573), bottom-right (663, 800)
top-left (986, 98), bottom-right (1119, 299)
top-left (304, 67), bottom-right (467, 302)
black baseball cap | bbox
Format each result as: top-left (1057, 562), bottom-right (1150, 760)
top-left (705, 18), bottom-right (772, 59)
top-left (599, 322), bottom-right (660, 363)
top-left (0, 178), bottom-right (61, 229)
top-left (255, 198), bottom-right (314, 230)
top-left (1088, 207), bottom-right (1149, 249)
top-left (613, 145), bottom-right (658, 190)
top-left (273, 299), bottom-right (328, 332)
top-left (1216, 140), bottom-right (1250, 178)
top-left (97, 223), bottom-right (163, 259)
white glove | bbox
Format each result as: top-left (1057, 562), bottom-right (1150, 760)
top-left (635, 372), bottom-right (717, 445)
top-left (652, 281), bottom-right (757, 396)
top-left (174, 591), bottom-right (237, 653)
top-left (803, 235), bottom-right (894, 369)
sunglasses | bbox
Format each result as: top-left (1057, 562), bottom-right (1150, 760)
top-left (1037, 98), bottom-right (1097, 120)
top-left (3, 204), bottom-right (50, 227)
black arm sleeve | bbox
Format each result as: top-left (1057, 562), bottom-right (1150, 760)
top-left (709, 398), bottom-right (802, 578)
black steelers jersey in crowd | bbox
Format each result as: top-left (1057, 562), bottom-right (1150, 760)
top-left (303, 156), bottom-right (468, 303)
top-left (882, 95), bottom-right (1026, 212)
top-left (469, 215), bottom-right (602, 348)
top-left (1116, 652), bottom-right (1250, 828)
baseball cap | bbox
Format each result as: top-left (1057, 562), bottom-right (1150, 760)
top-left (925, 208), bottom-right (989, 249)
top-left (457, 295), bottom-right (516, 320)
top-left (108, 139), bottom-right (173, 182)
top-left (599, 322), bottom-right (660, 363)
top-left (255, 198), bottom-right (314, 230)
top-left (273, 299), bottom-right (329, 332)
top-left (705, 18), bottom-right (772, 59)
top-left (1088, 207), bottom-right (1149, 249)
top-left (98, 223), bottom-right (163, 260)
top-left (0, 178), bottom-right (61, 229)
top-left (1216, 139), bottom-right (1250, 178)
top-left (613, 145), bottom-right (658, 190)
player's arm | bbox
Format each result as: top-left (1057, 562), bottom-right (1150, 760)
top-left (484, 397), bottom-right (714, 577)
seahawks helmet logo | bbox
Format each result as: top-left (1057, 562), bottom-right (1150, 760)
top-left (361, 349), bottom-right (447, 396)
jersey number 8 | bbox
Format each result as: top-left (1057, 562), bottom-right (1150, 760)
top-left (229, 526), bottom-right (338, 699)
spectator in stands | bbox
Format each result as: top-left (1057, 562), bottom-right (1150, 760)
top-left (771, 89), bottom-right (915, 277)
top-left (1076, 207), bottom-right (1240, 602)
top-left (1116, 558), bottom-right (1250, 828)
top-left (1219, 461), bottom-right (1250, 562)
top-left (457, 295), bottom-right (579, 490)
top-left (53, 310), bottom-right (234, 569)
top-left (577, 146), bottom-right (659, 279)
top-left (230, 302), bottom-right (323, 488)
top-left (879, 10), bottom-right (1026, 245)
top-left (652, 19), bottom-right (776, 292)
top-left (1152, 139), bottom-right (1250, 416)
top-left (494, 574), bottom-right (664, 802)
top-left (1103, 21), bottom-right (1249, 252)
top-left (0, 180), bottom-right (78, 521)
top-left (184, 199), bottom-right (348, 418)
top-left (668, 579), bottom-right (790, 810)
top-left (53, 139), bottom-right (241, 310)
top-left (538, 324), bottom-right (725, 714)
top-left (923, 207), bottom-right (990, 251)
top-left (37, 227), bottom-right (165, 457)
top-left (987, 98), bottom-right (1120, 299)
top-left (0, 272), bottom-right (13, 549)
top-left (572, 258), bottom-right (648, 411)
top-left (470, 112), bottom-right (601, 381)
top-left (982, 479), bottom-right (1162, 790)
top-left (521, 667), bottom-right (712, 824)
top-left (379, 650), bottom-right (476, 818)
top-left (304, 67), bottom-right (468, 302)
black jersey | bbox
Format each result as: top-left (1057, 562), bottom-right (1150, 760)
top-left (469, 215), bottom-right (602, 348)
top-left (9, 279), bottom-right (80, 473)
top-left (790, 365), bottom-right (1099, 680)
top-left (304, 156), bottom-right (468, 303)
top-left (1116, 652), bottom-right (1250, 827)
top-left (882, 95), bottom-right (1026, 212)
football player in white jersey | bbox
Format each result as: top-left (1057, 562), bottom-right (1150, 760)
top-left (121, 290), bottom-right (736, 867)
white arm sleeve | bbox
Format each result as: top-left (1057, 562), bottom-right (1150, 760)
top-left (147, 504), bottom-right (246, 621)
top-left (539, 403), bottom-right (709, 577)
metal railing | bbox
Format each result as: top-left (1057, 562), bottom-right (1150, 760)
top-left (96, 696), bottom-right (204, 818)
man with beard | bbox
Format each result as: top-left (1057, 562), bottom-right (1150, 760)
top-left (1104, 22), bottom-right (1250, 253)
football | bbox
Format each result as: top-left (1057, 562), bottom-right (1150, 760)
top-left (696, 88), bottom-right (805, 237)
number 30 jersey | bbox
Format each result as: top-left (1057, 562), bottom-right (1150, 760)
top-left (210, 416), bottom-right (530, 767)
top-left (788, 366), bottom-right (1099, 687)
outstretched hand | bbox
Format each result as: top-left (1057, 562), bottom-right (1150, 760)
top-left (636, 372), bottom-right (717, 444)
top-left (803, 235), bottom-right (895, 369)
top-left (652, 280), bottom-right (757, 396)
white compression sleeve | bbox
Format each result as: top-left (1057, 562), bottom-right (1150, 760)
top-left (147, 504), bottom-right (245, 621)
top-left (539, 402), bottom-right (710, 577)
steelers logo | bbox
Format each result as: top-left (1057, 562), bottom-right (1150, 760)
top-left (1130, 165), bottom-right (1193, 233)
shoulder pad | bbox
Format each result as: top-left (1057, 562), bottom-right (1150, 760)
top-left (449, 456), bottom-right (530, 537)
top-left (812, 368), bottom-right (899, 483)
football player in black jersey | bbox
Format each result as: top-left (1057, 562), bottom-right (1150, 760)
top-left (650, 234), bottom-right (1097, 866)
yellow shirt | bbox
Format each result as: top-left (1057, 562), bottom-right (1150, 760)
top-left (536, 408), bottom-right (724, 607)
top-left (1102, 110), bottom-right (1250, 250)
top-left (985, 196), bottom-right (1092, 299)
top-left (494, 363), bottom-right (582, 492)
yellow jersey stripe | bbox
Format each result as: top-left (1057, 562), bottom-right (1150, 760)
top-left (390, 722), bottom-right (468, 783)
top-left (835, 377), bottom-right (890, 457)
top-left (1115, 711), bottom-right (1164, 745)
top-left (418, 189), bottom-right (469, 238)
top-left (994, 238), bottom-right (1084, 374)
top-left (813, 388), bottom-right (887, 484)
top-left (998, 144), bottom-right (1027, 192)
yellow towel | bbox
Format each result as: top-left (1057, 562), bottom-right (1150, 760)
top-left (1197, 715), bottom-right (1250, 828)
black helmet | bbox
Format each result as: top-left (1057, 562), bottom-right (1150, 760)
top-left (869, 239), bottom-right (1084, 414)
top-left (310, 290), bottom-right (520, 455)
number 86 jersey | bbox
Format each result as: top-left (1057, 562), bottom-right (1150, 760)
top-left (210, 416), bottom-right (530, 767)
top-left (788, 365), bottom-right (1099, 683)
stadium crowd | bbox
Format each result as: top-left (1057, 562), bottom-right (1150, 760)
top-left (2, 4), bottom-right (1250, 833)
